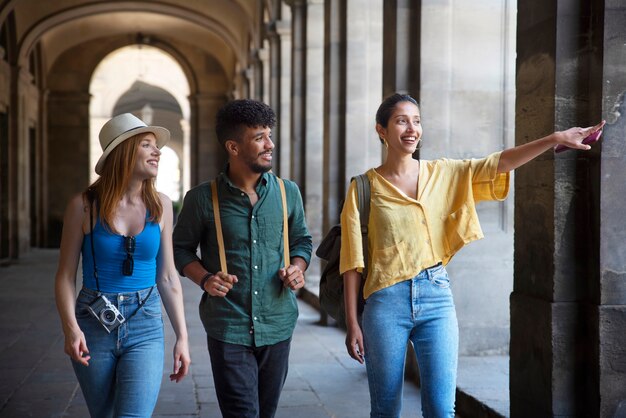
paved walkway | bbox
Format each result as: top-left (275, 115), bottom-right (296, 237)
top-left (0, 249), bottom-right (422, 417)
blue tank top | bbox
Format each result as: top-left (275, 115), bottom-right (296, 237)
top-left (81, 214), bottom-right (161, 292)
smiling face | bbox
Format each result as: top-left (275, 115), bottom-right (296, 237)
top-left (227, 125), bottom-right (274, 174)
top-left (376, 101), bottom-right (422, 155)
top-left (133, 132), bottom-right (161, 179)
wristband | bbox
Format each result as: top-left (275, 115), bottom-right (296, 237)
top-left (199, 272), bottom-right (213, 291)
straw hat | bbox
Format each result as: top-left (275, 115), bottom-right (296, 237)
top-left (95, 113), bottom-right (170, 174)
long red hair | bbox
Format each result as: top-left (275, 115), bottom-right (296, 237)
top-left (86, 134), bottom-right (162, 232)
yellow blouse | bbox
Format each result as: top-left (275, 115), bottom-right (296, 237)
top-left (339, 151), bottom-right (510, 299)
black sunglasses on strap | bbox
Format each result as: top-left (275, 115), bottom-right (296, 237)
top-left (122, 235), bottom-right (135, 276)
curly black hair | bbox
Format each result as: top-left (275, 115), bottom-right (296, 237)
top-left (215, 99), bottom-right (276, 146)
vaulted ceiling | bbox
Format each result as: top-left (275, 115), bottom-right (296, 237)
top-left (0, 0), bottom-right (276, 88)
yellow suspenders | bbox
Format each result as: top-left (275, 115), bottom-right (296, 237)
top-left (210, 178), bottom-right (290, 274)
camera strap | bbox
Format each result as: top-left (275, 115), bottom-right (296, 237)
top-left (125, 286), bottom-right (155, 322)
top-left (87, 190), bottom-right (155, 322)
top-left (87, 190), bottom-right (102, 295)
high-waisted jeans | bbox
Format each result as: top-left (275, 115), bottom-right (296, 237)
top-left (362, 264), bottom-right (458, 418)
top-left (72, 286), bottom-right (164, 418)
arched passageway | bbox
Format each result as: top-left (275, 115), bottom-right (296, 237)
top-left (0, 1), bottom-right (624, 416)
top-left (91, 45), bottom-right (190, 202)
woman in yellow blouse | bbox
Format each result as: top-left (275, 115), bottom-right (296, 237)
top-left (339, 93), bottom-right (604, 418)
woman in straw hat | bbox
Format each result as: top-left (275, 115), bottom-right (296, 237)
top-left (54, 113), bottom-right (190, 417)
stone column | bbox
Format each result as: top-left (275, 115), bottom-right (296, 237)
top-left (17, 67), bottom-right (38, 253)
top-left (382, 0), bottom-right (420, 98)
top-left (46, 91), bottom-right (90, 246)
top-left (287, 0), bottom-right (325, 289)
top-left (267, 17), bottom-right (292, 179)
top-left (188, 93), bottom-right (226, 185)
top-left (323, 0), bottom-right (383, 229)
top-left (511, 0), bottom-right (625, 416)
top-left (322, 0), bottom-right (346, 230)
top-left (597, 2), bottom-right (626, 416)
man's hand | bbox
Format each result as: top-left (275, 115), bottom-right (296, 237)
top-left (203, 271), bottom-right (238, 297)
top-left (279, 264), bottom-right (305, 290)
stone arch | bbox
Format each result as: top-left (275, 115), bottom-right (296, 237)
top-left (112, 79), bottom-right (186, 201)
top-left (16, 1), bottom-right (249, 70)
top-left (45, 34), bottom-right (229, 245)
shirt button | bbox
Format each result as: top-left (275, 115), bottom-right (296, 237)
top-left (253, 240), bottom-right (257, 244)
top-left (241, 192), bottom-right (244, 196)
top-left (254, 291), bottom-right (258, 295)
top-left (425, 239), bottom-right (430, 245)
top-left (254, 265), bottom-right (258, 270)
top-left (249, 330), bottom-right (253, 334)
top-left (253, 316), bottom-right (258, 321)
top-left (119, 295), bottom-right (124, 301)
top-left (421, 219), bottom-right (427, 225)
top-left (251, 215), bottom-right (255, 219)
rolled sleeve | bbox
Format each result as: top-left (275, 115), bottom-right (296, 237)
top-left (339, 181), bottom-right (365, 275)
top-left (471, 152), bottom-right (510, 202)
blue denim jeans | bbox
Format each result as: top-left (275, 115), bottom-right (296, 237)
top-left (72, 286), bottom-right (164, 418)
top-left (207, 336), bottom-right (291, 418)
top-left (362, 264), bottom-right (458, 418)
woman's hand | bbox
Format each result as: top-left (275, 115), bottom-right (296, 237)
top-left (553, 120), bottom-right (606, 151)
top-left (64, 328), bottom-right (90, 366)
top-left (498, 120), bottom-right (606, 173)
top-left (169, 337), bottom-right (190, 383)
top-left (345, 323), bottom-right (365, 364)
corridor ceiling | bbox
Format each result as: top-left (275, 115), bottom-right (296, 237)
top-left (1, 0), bottom-right (267, 85)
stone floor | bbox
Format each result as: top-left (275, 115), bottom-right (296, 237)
top-left (0, 249), bottom-right (426, 417)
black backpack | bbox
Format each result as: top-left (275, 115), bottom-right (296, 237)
top-left (316, 174), bottom-right (370, 328)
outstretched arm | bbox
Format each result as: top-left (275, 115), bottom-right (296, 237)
top-left (497, 120), bottom-right (605, 173)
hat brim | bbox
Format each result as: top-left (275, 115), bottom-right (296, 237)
top-left (95, 126), bottom-right (170, 175)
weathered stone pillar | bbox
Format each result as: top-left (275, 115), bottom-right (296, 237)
top-left (597, 2), bottom-right (626, 415)
top-left (322, 0), bottom-right (346, 230)
top-left (323, 0), bottom-right (383, 230)
top-left (188, 93), bottom-right (226, 185)
top-left (0, 53), bottom-right (13, 260)
top-left (17, 67), bottom-right (38, 253)
top-left (267, 13), bottom-right (292, 179)
top-left (287, 0), bottom-right (325, 288)
top-left (511, 1), bottom-right (626, 416)
top-left (46, 91), bottom-right (90, 245)
top-left (382, 0), bottom-right (420, 98)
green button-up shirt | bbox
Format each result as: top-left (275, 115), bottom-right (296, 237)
top-left (173, 170), bottom-right (312, 347)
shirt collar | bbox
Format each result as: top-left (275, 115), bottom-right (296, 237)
top-left (220, 164), bottom-right (269, 192)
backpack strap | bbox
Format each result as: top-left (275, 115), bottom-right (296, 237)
top-left (352, 173), bottom-right (370, 234)
top-left (277, 178), bottom-right (290, 268)
top-left (211, 180), bottom-right (228, 274)
top-left (211, 178), bottom-right (290, 274)
top-left (351, 173), bottom-right (370, 277)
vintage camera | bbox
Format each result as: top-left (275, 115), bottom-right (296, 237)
top-left (87, 294), bottom-right (125, 333)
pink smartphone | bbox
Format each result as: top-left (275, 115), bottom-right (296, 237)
top-left (554, 130), bottom-right (602, 153)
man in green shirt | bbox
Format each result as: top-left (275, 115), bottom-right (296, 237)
top-left (173, 99), bottom-right (312, 418)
